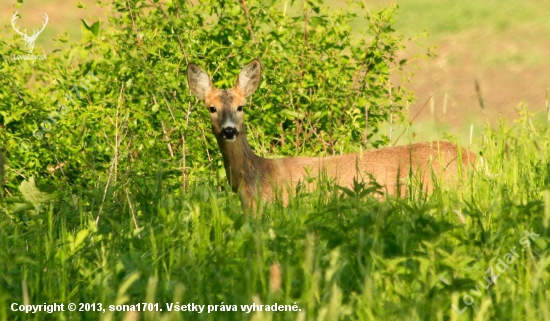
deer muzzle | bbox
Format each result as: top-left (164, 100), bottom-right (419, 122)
top-left (221, 126), bottom-right (238, 141)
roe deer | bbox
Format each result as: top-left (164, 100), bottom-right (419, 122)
top-left (187, 59), bottom-right (475, 210)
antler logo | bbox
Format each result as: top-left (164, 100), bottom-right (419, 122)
top-left (11, 11), bottom-right (49, 53)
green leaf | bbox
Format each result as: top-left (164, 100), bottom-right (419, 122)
top-left (81, 19), bottom-right (100, 37)
top-left (90, 21), bottom-right (100, 36)
top-left (71, 229), bottom-right (90, 252)
top-left (282, 109), bottom-right (305, 120)
top-left (11, 202), bottom-right (35, 214)
top-left (19, 177), bottom-right (51, 210)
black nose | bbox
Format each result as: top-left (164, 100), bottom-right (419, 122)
top-left (221, 127), bottom-right (237, 139)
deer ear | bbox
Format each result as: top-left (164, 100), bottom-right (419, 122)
top-left (235, 59), bottom-right (261, 97)
top-left (187, 63), bottom-right (213, 99)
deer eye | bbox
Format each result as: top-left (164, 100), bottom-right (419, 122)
top-left (209, 107), bottom-right (217, 113)
top-left (237, 106), bottom-right (243, 112)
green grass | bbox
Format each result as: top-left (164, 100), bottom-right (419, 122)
top-left (346, 0), bottom-right (550, 70)
top-left (1, 110), bottom-right (549, 321)
top-left (358, 0), bottom-right (550, 39)
top-left (339, 0), bottom-right (550, 128)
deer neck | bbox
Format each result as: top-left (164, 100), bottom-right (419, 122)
top-left (215, 130), bottom-right (269, 195)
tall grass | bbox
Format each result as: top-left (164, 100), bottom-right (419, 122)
top-left (0, 111), bottom-right (549, 320)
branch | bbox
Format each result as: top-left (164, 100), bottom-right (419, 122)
top-left (240, 0), bottom-right (256, 42)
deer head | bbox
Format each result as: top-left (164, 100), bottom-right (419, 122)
top-left (187, 59), bottom-right (262, 143)
top-left (11, 11), bottom-right (49, 53)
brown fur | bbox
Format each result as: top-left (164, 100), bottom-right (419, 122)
top-left (187, 59), bottom-right (476, 210)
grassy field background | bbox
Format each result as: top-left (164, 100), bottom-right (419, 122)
top-left (1, 0), bottom-right (550, 320)
top-left (355, 0), bottom-right (550, 144)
